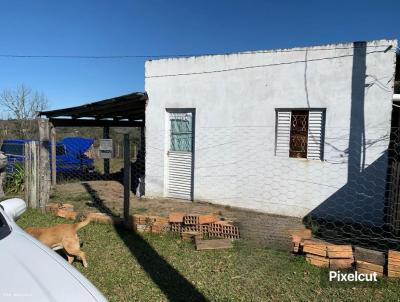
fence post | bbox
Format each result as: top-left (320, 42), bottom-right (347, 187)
top-left (103, 126), bottom-right (110, 177)
top-left (38, 119), bottom-right (51, 212)
top-left (139, 125), bottom-right (145, 196)
top-left (123, 134), bottom-right (131, 226)
top-left (24, 141), bottom-right (39, 208)
top-left (50, 123), bottom-right (57, 186)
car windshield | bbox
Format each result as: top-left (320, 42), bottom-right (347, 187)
top-left (0, 211), bottom-right (11, 240)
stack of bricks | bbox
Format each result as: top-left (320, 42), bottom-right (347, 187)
top-left (182, 214), bottom-right (202, 233)
top-left (354, 247), bottom-right (384, 277)
top-left (181, 231), bottom-right (203, 242)
top-left (303, 240), bottom-right (354, 269)
top-left (169, 212), bottom-right (240, 240)
top-left (303, 240), bottom-right (330, 268)
top-left (45, 203), bottom-right (77, 220)
top-left (132, 214), bottom-right (170, 233)
top-left (326, 245), bottom-right (354, 269)
top-left (289, 228), bottom-right (312, 253)
top-left (388, 250), bottom-right (400, 278)
top-left (151, 216), bottom-right (170, 233)
top-left (169, 212), bottom-right (185, 233)
top-left (209, 221), bottom-right (240, 239)
top-left (45, 202), bottom-right (124, 224)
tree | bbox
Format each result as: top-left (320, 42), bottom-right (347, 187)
top-left (0, 84), bottom-right (49, 138)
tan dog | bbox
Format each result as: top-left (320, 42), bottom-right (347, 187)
top-left (26, 216), bottom-right (91, 267)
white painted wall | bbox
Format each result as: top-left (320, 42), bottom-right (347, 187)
top-left (145, 39), bottom-right (397, 225)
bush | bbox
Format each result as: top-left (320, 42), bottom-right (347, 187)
top-left (4, 162), bottom-right (25, 194)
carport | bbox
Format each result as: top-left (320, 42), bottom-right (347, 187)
top-left (39, 92), bottom-right (148, 225)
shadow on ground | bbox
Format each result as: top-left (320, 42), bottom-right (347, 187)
top-left (82, 182), bottom-right (208, 302)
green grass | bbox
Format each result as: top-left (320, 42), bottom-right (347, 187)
top-left (17, 209), bottom-right (400, 302)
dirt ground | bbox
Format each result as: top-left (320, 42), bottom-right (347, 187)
top-left (51, 180), bottom-right (304, 249)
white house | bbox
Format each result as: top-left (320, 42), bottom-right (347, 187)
top-left (144, 39), bottom-right (398, 226)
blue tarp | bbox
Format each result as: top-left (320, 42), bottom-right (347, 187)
top-left (58, 137), bottom-right (94, 156)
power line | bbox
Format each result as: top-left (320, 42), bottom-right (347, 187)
top-left (146, 49), bottom-right (393, 78)
top-left (0, 44), bottom-right (394, 60)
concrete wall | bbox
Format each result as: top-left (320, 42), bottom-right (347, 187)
top-left (144, 39), bottom-right (397, 226)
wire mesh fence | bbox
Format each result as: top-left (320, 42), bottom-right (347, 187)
top-left (2, 120), bottom-right (400, 251)
top-left (49, 126), bottom-right (144, 218)
top-left (143, 123), bottom-right (400, 251)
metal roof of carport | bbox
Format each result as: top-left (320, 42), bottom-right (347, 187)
top-left (39, 92), bottom-right (148, 127)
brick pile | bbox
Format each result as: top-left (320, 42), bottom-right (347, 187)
top-left (45, 203), bottom-right (77, 220)
top-left (45, 203), bottom-right (122, 225)
top-left (289, 228), bottom-right (312, 253)
top-left (289, 228), bottom-right (355, 270)
top-left (388, 250), bottom-right (400, 278)
top-left (303, 241), bottom-right (354, 269)
top-left (132, 214), bottom-right (170, 233)
top-left (288, 229), bottom-right (400, 276)
top-left (354, 247), bottom-right (384, 277)
top-left (169, 212), bottom-right (240, 240)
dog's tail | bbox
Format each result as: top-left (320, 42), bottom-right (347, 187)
top-left (74, 216), bottom-right (91, 231)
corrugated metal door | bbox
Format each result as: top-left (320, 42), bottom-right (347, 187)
top-left (167, 111), bottom-right (194, 200)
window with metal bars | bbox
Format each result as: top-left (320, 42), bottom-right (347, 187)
top-left (275, 109), bottom-right (325, 160)
top-left (289, 110), bottom-right (309, 158)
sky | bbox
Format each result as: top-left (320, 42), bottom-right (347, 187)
top-left (0, 0), bottom-right (399, 111)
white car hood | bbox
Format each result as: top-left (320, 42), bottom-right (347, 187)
top-left (0, 224), bottom-right (107, 302)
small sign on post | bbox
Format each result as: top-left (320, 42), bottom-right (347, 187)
top-left (99, 139), bottom-right (114, 159)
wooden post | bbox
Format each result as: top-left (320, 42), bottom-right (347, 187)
top-left (50, 124), bottom-right (57, 186)
top-left (38, 119), bottom-right (51, 212)
top-left (24, 141), bottom-right (39, 208)
top-left (123, 134), bottom-right (131, 226)
top-left (103, 126), bottom-right (110, 177)
top-left (139, 126), bottom-right (145, 196)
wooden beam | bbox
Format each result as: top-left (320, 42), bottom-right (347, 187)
top-left (88, 106), bottom-right (146, 119)
top-left (123, 134), bottom-right (131, 227)
top-left (49, 118), bottom-right (144, 127)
